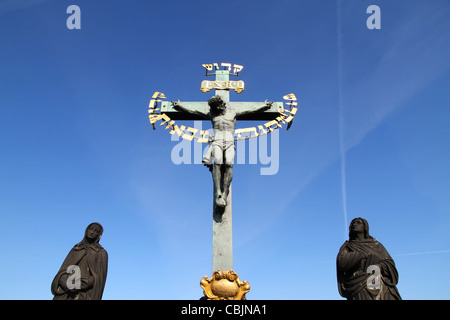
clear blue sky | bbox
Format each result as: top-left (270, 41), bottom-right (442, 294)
top-left (1, 0), bottom-right (450, 300)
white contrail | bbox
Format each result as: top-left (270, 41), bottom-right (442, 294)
top-left (337, 0), bottom-right (348, 238)
top-left (393, 250), bottom-right (450, 257)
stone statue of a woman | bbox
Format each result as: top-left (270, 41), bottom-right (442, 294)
top-left (51, 222), bottom-right (108, 300)
top-left (336, 218), bottom-right (401, 300)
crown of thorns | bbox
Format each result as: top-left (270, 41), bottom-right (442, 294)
top-left (208, 95), bottom-right (225, 107)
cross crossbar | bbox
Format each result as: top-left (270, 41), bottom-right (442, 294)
top-left (160, 101), bottom-right (284, 120)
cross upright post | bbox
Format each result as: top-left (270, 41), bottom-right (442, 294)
top-left (210, 69), bottom-right (233, 273)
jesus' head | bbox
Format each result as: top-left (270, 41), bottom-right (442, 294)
top-left (208, 95), bottom-right (226, 115)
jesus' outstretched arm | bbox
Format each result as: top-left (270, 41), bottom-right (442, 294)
top-left (235, 100), bottom-right (273, 117)
top-left (171, 100), bottom-right (209, 118)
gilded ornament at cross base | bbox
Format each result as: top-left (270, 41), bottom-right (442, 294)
top-left (200, 270), bottom-right (250, 300)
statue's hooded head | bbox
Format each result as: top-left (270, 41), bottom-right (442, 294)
top-left (73, 222), bottom-right (104, 251)
top-left (348, 217), bottom-right (372, 241)
top-left (208, 95), bottom-right (226, 115)
top-left (83, 222), bottom-right (103, 244)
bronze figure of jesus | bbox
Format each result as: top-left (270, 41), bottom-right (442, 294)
top-left (172, 95), bottom-right (272, 208)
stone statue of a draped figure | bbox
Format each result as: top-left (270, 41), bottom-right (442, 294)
top-left (336, 218), bottom-right (401, 300)
top-left (51, 222), bottom-right (108, 300)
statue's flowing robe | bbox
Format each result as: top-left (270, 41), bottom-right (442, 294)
top-left (336, 238), bottom-right (401, 300)
top-left (51, 241), bottom-right (108, 300)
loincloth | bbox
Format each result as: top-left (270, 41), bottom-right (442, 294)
top-left (202, 138), bottom-right (235, 166)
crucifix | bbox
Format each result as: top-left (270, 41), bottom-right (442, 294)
top-left (148, 63), bottom-right (297, 299)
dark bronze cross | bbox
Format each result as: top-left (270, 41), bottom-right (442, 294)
top-left (165, 66), bottom-right (282, 273)
top-left (148, 63), bottom-right (298, 299)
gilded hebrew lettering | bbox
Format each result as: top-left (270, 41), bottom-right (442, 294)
top-left (148, 90), bottom-right (298, 141)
